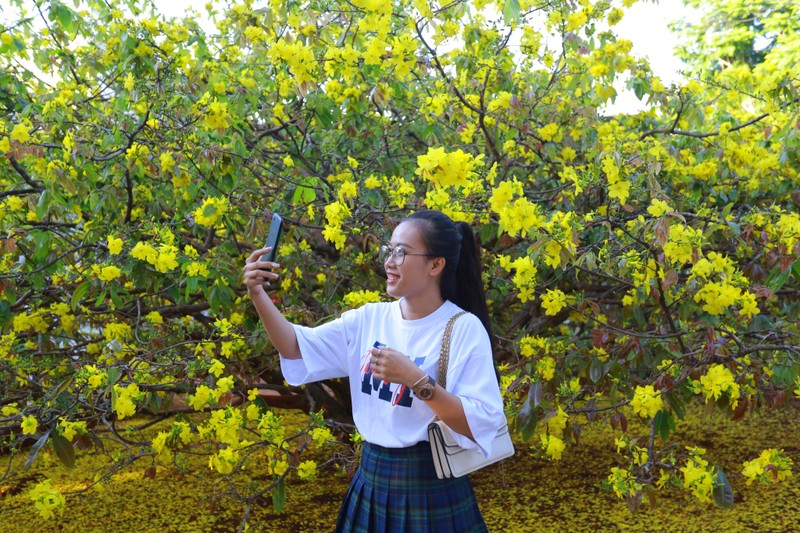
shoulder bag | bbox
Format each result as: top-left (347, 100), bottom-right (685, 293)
top-left (427, 311), bottom-right (515, 479)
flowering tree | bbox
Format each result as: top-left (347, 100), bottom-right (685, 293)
top-left (1, 0), bottom-right (798, 525)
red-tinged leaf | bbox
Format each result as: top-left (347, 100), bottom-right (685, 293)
top-left (662, 269), bottom-right (678, 291)
top-left (731, 401), bottom-right (748, 421)
top-left (611, 412), bottom-right (628, 433)
top-left (765, 464), bottom-right (779, 480)
top-left (646, 490), bottom-right (658, 509)
top-left (625, 490), bottom-right (643, 513)
top-left (653, 218), bottom-right (670, 247)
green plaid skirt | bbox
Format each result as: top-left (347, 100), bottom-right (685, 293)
top-left (335, 441), bottom-right (488, 533)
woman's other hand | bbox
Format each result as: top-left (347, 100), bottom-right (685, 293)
top-left (369, 346), bottom-right (426, 387)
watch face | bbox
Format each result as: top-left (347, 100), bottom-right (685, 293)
top-left (416, 384), bottom-right (434, 400)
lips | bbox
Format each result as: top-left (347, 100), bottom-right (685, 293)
top-left (386, 272), bottom-right (399, 284)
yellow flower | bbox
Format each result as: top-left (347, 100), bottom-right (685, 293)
top-left (145, 311), bottom-right (163, 324)
top-left (11, 122), bottom-right (31, 143)
top-left (97, 265), bottom-right (121, 281)
top-left (415, 147), bottom-right (484, 188)
top-left (608, 179), bottom-right (631, 205)
top-left (107, 235), bottom-right (124, 255)
top-left (297, 460), bottom-right (317, 479)
top-left (193, 196), bottom-right (229, 227)
top-left (113, 383), bottom-right (140, 419)
top-left (209, 358), bottom-right (225, 377)
top-left (647, 199), bottom-right (671, 217)
top-left (630, 385), bottom-right (663, 418)
top-left (541, 289), bottom-right (567, 316)
top-left (696, 364), bottom-right (740, 407)
top-left (131, 242), bottom-right (158, 264)
top-left (742, 449), bottom-right (794, 485)
top-left (342, 290), bottom-right (382, 309)
top-left (190, 385), bottom-right (213, 411)
top-left (2, 403), bottom-right (20, 417)
top-left (537, 123), bottom-right (560, 142)
top-left (540, 433), bottom-right (565, 460)
top-left (29, 480), bottom-right (65, 519)
top-left (271, 459), bottom-right (289, 476)
top-left (22, 415), bottom-right (38, 435)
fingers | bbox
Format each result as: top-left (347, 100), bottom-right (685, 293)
top-left (243, 249), bottom-right (281, 291)
top-left (245, 247), bottom-right (279, 268)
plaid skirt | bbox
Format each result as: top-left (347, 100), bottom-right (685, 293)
top-left (335, 441), bottom-right (488, 533)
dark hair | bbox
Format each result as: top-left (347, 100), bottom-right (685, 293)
top-left (404, 210), bottom-right (494, 347)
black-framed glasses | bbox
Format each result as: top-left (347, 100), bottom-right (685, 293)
top-left (379, 245), bottom-right (433, 266)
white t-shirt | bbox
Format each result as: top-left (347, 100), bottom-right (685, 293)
top-left (280, 299), bottom-right (505, 456)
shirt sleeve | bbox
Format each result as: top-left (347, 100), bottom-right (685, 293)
top-left (279, 308), bottom-right (361, 386)
top-left (443, 314), bottom-right (505, 457)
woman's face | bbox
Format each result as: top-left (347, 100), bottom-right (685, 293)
top-left (383, 221), bottom-right (440, 301)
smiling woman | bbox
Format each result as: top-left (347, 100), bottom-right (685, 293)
top-left (242, 209), bottom-right (505, 532)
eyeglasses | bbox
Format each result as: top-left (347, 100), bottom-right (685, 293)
top-left (379, 245), bottom-right (433, 266)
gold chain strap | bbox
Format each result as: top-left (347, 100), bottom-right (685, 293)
top-left (437, 311), bottom-right (468, 390)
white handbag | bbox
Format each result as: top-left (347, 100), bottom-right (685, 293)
top-left (427, 312), bottom-right (515, 479)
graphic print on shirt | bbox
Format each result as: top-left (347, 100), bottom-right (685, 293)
top-left (360, 341), bottom-right (426, 407)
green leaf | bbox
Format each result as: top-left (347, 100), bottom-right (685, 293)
top-left (503, 0), bottom-right (521, 25)
top-left (663, 391), bottom-right (685, 420)
top-left (32, 231), bottom-right (52, 262)
top-left (766, 264), bottom-right (792, 292)
top-left (589, 357), bottom-right (604, 383)
top-left (713, 467), bottom-right (734, 509)
top-left (653, 410), bottom-right (674, 441)
top-left (272, 477), bottom-right (286, 512)
top-left (51, 433), bottom-right (76, 468)
top-left (25, 430), bottom-right (52, 470)
top-left (516, 383), bottom-right (541, 441)
top-left (35, 188), bottom-right (51, 221)
top-left (71, 281), bottom-right (92, 311)
top-left (315, 104), bottom-right (334, 129)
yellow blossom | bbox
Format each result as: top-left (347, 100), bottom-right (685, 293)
top-left (630, 385), bottom-right (663, 418)
top-left (107, 235), bottom-right (124, 255)
top-left (29, 480), bottom-right (65, 519)
top-left (541, 289), bottom-right (567, 316)
top-left (297, 460), bottom-right (317, 479)
top-left (22, 415), bottom-right (38, 435)
top-left (11, 122), bottom-right (31, 143)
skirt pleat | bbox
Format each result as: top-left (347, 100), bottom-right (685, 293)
top-left (335, 441), bottom-right (487, 533)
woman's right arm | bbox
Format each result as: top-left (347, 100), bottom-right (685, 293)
top-left (243, 247), bottom-right (302, 360)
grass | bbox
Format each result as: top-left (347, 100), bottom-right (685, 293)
top-left (1, 401), bottom-right (798, 532)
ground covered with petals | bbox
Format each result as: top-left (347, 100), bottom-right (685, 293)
top-left (1, 402), bottom-right (797, 532)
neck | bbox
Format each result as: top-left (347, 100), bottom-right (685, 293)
top-left (399, 295), bottom-right (445, 320)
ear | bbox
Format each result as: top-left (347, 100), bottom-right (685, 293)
top-left (429, 257), bottom-right (446, 277)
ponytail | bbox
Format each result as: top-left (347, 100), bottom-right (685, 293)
top-left (404, 211), bottom-right (494, 347)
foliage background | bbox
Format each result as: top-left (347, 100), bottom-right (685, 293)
top-left (1, 0), bottom-right (798, 527)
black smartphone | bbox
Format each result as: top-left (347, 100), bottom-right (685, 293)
top-left (260, 213), bottom-right (283, 264)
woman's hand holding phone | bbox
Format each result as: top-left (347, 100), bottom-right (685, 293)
top-left (244, 247), bottom-right (281, 293)
top-left (244, 213), bottom-right (283, 293)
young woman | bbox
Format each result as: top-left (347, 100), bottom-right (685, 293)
top-left (243, 210), bottom-right (504, 532)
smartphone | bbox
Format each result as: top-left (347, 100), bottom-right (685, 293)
top-left (260, 213), bottom-right (283, 264)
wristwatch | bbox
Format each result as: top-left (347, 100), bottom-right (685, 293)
top-left (412, 375), bottom-right (436, 401)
